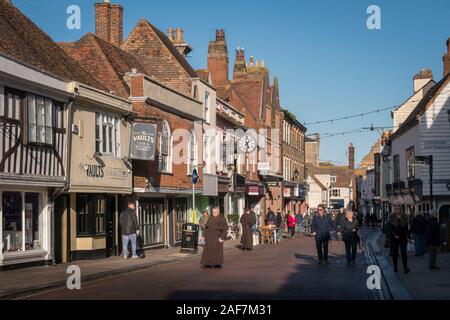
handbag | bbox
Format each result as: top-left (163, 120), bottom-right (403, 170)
top-left (407, 241), bottom-right (415, 252)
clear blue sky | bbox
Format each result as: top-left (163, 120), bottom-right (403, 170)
top-left (12, 0), bottom-right (450, 165)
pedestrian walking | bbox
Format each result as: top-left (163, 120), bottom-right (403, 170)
top-left (287, 211), bottom-right (297, 239)
top-left (411, 212), bottom-right (426, 256)
top-left (200, 207), bottom-right (228, 269)
top-left (311, 205), bottom-right (338, 265)
top-left (303, 213), bottom-right (311, 235)
top-left (276, 210), bottom-right (284, 243)
top-left (426, 210), bottom-right (442, 270)
top-left (119, 200), bottom-right (140, 260)
top-left (357, 212), bottom-right (364, 228)
top-left (335, 208), bottom-right (345, 231)
top-left (388, 207), bottom-right (410, 274)
top-left (240, 209), bottom-right (256, 251)
top-left (295, 212), bottom-right (304, 233)
top-left (342, 210), bottom-right (359, 265)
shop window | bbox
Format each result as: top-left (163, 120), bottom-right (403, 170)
top-left (138, 199), bottom-right (164, 246)
top-left (76, 195), bottom-right (89, 236)
top-left (94, 197), bottom-right (106, 234)
top-left (95, 112), bottom-right (120, 157)
top-left (2, 192), bottom-right (41, 252)
top-left (76, 194), bottom-right (110, 237)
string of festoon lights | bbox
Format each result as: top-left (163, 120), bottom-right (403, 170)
top-left (303, 106), bottom-right (395, 126)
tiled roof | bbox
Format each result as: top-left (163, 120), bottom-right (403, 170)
top-left (307, 164), bottom-right (353, 188)
top-left (143, 20), bottom-right (198, 78)
top-left (196, 69), bottom-right (210, 83)
top-left (59, 33), bottom-right (148, 98)
top-left (0, 0), bottom-right (104, 90)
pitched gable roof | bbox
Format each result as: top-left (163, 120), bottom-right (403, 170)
top-left (59, 33), bottom-right (148, 99)
top-left (309, 174), bottom-right (327, 190)
top-left (307, 164), bottom-right (353, 188)
top-left (0, 0), bottom-right (104, 90)
top-left (122, 19), bottom-right (197, 95)
top-left (392, 73), bottom-right (450, 139)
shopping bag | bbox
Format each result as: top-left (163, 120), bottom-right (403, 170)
top-left (407, 241), bottom-right (415, 252)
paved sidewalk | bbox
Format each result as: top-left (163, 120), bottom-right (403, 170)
top-left (0, 240), bottom-right (240, 300)
top-left (377, 233), bottom-right (450, 300)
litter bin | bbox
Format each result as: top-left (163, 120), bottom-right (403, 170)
top-left (181, 223), bottom-right (199, 254)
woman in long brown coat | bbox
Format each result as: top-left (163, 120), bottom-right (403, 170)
top-left (240, 209), bottom-right (256, 250)
top-left (200, 207), bottom-right (228, 269)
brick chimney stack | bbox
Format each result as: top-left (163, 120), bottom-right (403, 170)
top-left (413, 69), bottom-right (433, 93)
top-left (207, 29), bottom-right (229, 87)
top-left (443, 38), bottom-right (450, 78)
top-left (233, 48), bottom-right (247, 79)
top-left (95, 0), bottom-right (123, 47)
top-left (348, 143), bottom-right (355, 170)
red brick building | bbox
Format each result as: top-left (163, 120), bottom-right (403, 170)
top-left (60, 3), bottom-right (204, 249)
top-left (202, 30), bottom-right (283, 221)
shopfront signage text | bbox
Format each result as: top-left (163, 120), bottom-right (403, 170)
top-left (130, 122), bottom-right (157, 161)
top-left (85, 164), bottom-right (104, 178)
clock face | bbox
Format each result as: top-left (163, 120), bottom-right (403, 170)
top-left (238, 134), bottom-right (257, 154)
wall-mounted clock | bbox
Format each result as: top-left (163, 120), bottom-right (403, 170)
top-left (238, 133), bottom-right (257, 154)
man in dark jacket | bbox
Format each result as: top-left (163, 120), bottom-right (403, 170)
top-left (120, 200), bottom-right (140, 259)
top-left (411, 212), bottom-right (427, 256)
top-left (275, 211), bottom-right (283, 243)
top-left (426, 210), bottom-right (442, 270)
top-left (311, 205), bottom-right (338, 265)
top-left (388, 206), bottom-right (410, 274)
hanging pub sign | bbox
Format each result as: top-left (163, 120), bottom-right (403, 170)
top-left (130, 122), bottom-right (158, 161)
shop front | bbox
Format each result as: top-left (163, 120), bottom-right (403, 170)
top-left (136, 189), bottom-right (194, 249)
top-left (67, 83), bottom-right (133, 261)
top-left (1, 189), bottom-right (53, 269)
top-left (0, 59), bottom-right (71, 269)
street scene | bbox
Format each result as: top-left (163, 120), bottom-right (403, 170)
top-left (0, 0), bottom-right (450, 304)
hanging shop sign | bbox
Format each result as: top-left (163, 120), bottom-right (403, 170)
top-left (130, 122), bottom-right (158, 161)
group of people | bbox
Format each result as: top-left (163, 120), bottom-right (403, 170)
top-left (386, 207), bottom-right (442, 273)
top-left (118, 200), bottom-right (443, 273)
top-left (309, 205), bottom-right (361, 265)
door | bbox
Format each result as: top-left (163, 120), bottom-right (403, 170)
top-left (168, 198), bottom-right (175, 247)
top-left (105, 195), bottom-right (116, 257)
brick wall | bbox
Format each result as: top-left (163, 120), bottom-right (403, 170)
top-left (123, 20), bottom-right (193, 96)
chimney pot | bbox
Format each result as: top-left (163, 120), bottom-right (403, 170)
top-left (168, 28), bottom-right (174, 42)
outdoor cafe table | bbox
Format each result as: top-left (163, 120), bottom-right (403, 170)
top-left (260, 225), bottom-right (278, 244)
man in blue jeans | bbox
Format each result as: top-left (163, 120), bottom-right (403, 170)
top-left (120, 200), bottom-right (140, 259)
